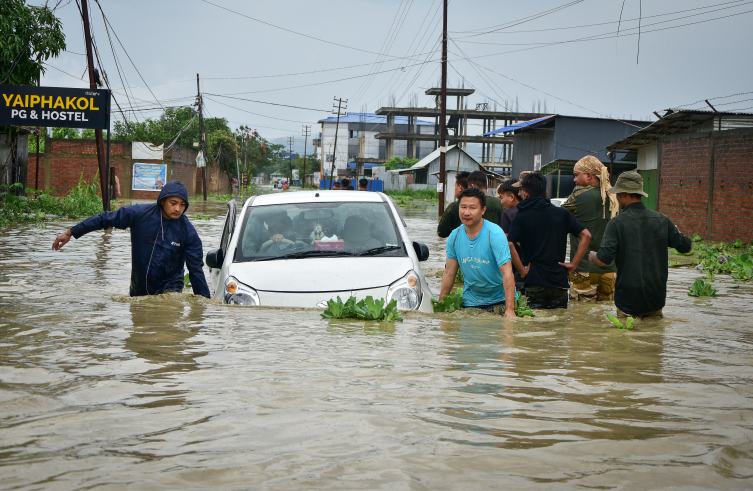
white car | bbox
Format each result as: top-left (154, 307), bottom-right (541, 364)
top-left (205, 190), bottom-right (434, 313)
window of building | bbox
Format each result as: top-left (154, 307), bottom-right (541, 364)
top-left (349, 130), bottom-right (359, 138)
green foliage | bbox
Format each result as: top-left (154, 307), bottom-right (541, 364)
top-left (455, 267), bottom-right (464, 284)
top-left (705, 271), bottom-right (715, 282)
top-left (383, 188), bottom-right (439, 201)
top-left (321, 296), bottom-right (403, 322)
top-left (183, 273), bottom-right (191, 288)
top-left (694, 241), bottom-right (753, 280)
top-left (194, 214), bottom-right (211, 221)
top-left (514, 296), bottom-right (535, 317)
top-left (692, 233), bottom-right (703, 242)
top-left (688, 279), bottom-right (718, 297)
top-left (0, 174), bottom-right (102, 225)
top-left (384, 156), bottom-right (418, 171)
top-left (606, 314), bottom-right (634, 330)
top-left (0, 0), bottom-right (65, 87)
top-left (432, 289), bottom-right (464, 313)
top-left (209, 193), bottom-right (233, 201)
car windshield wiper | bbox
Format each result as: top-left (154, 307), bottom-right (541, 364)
top-left (354, 245), bottom-right (402, 256)
top-left (251, 250), bottom-right (356, 261)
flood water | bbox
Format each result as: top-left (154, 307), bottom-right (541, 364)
top-left (1, 197), bottom-right (753, 490)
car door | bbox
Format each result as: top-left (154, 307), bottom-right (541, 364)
top-left (208, 200), bottom-right (237, 294)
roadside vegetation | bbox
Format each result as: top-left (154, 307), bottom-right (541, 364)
top-left (0, 176), bottom-right (102, 226)
top-left (321, 296), bottom-right (403, 322)
top-left (384, 189), bottom-right (439, 207)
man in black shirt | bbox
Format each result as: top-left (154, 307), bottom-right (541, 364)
top-left (507, 172), bottom-right (592, 309)
top-left (590, 171), bottom-right (692, 318)
top-left (437, 171), bottom-right (471, 237)
top-left (498, 178), bottom-right (524, 291)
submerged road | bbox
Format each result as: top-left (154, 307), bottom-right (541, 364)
top-left (1, 198), bottom-right (752, 489)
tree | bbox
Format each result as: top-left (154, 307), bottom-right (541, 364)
top-left (0, 0), bottom-right (66, 87)
top-left (384, 156), bottom-right (418, 171)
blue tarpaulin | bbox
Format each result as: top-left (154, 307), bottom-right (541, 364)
top-left (482, 115), bottom-right (556, 136)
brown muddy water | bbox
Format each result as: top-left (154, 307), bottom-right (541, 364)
top-left (1, 199), bottom-right (753, 490)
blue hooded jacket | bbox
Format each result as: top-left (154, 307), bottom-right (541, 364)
top-left (70, 180), bottom-right (211, 298)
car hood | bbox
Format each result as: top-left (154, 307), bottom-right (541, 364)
top-left (227, 256), bottom-right (415, 292)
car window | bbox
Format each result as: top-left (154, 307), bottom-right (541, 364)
top-left (235, 201), bottom-right (405, 262)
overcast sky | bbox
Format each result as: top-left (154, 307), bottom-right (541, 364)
top-left (39, 0), bottom-right (753, 154)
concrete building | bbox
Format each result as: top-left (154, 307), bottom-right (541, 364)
top-left (607, 108), bottom-right (753, 241)
top-left (317, 113), bottom-right (435, 175)
top-left (485, 115), bottom-right (650, 198)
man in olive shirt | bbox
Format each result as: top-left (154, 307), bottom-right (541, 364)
top-left (437, 171), bottom-right (471, 237)
top-left (590, 171), bottom-right (692, 319)
top-left (563, 156), bottom-right (619, 301)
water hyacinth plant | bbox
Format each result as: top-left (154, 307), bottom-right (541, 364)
top-left (321, 296), bottom-right (403, 322)
top-left (688, 279), bottom-right (718, 297)
top-left (432, 289), bottom-right (464, 313)
top-left (606, 314), bottom-right (634, 330)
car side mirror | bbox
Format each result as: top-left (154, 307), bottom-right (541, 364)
top-left (412, 241), bottom-right (429, 262)
top-left (206, 248), bottom-right (224, 269)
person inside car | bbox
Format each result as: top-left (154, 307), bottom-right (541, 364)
top-left (342, 215), bottom-right (381, 252)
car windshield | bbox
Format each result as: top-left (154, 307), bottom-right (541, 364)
top-left (234, 201), bottom-right (405, 262)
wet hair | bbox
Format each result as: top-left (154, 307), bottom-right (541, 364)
top-left (458, 186), bottom-right (486, 208)
top-left (467, 170), bottom-right (488, 189)
top-left (521, 172), bottom-right (547, 197)
top-left (455, 171), bottom-right (470, 189)
top-left (358, 178), bottom-right (368, 188)
top-left (498, 179), bottom-right (520, 200)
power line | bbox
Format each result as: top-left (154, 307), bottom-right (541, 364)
top-left (200, 0), bottom-right (389, 56)
top-left (203, 94), bottom-right (328, 112)
top-left (203, 96), bottom-right (313, 124)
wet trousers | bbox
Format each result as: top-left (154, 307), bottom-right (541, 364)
top-left (569, 272), bottom-right (616, 301)
top-left (617, 307), bottom-right (663, 320)
top-left (525, 285), bottom-right (569, 309)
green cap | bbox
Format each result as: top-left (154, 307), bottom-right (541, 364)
top-left (608, 171), bottom-right (648, 197)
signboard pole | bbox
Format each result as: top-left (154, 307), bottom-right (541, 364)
top-left (80, 0), bottom-right (109, 211)
top-left (438, 0), bottom-right (448, 217)
top-left (197, 74), bottom-right (207, 201)
top-left (105, 115), bottom-right (111, 206)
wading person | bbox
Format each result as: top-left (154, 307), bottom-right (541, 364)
top-left (589, 171), bottom-right (692, 319)
top-left (498, 178), bottom-right (524, 291)
top-left (439, 187), bottom-right (517, 317)
top-left (52, 180), bottom-right (211, 298)
top-left (507, 172), bottom-right (592, 309)
top-left (437, 171), bottom-right (471, 237)
top-left (562, 156), bottom-right (619, 302)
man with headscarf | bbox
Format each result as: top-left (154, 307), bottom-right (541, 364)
top-left (589, 171), bottom-right (692, 319)
top-left (562, 156), bottom-right (620, 302)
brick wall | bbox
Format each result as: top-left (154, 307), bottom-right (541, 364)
top-left (34, 139), bottom-right (230, 199)
top-left (658, 128), bottom-right (753, 242)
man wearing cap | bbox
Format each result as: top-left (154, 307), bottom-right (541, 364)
top-left (589, 171), bottom-right (692, 319)
top-left (562, 156), bottom-right (619, 302)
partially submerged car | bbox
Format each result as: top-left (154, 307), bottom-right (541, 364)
top-left (205, 190), bottom-right (433, 313)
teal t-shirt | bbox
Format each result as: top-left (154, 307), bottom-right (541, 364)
top-left (446, 220), bottom-right (513, 307)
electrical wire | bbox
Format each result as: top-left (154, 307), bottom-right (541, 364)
top-left (204, 96), bottom-right (314, 124)
top-left (203, 94), bottom-right (328, 112)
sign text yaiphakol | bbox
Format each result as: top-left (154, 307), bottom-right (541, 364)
top-left (0, 85), bottom-right (110, 129)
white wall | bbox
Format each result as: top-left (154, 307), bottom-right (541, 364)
top-left (637, 144), bottom-right (658, 170)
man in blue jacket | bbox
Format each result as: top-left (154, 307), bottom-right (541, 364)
top-left (52, 180), bottom-right (211, 298)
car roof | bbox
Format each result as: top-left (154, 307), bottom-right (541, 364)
top-left (250, 190), bottom-right (385, 206)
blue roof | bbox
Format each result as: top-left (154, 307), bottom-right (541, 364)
top-left (347, 162), bottom-right (381, 168)
top-left (482, 115), bottom-right (556, 136)
top-left (319, 112), bottom-right (434, 125)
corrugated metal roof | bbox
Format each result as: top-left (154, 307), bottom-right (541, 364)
top-left (608, 108), bottom-right (753, 150)
top-left (396, 144), bottom-right (465, 172)
top-left (482, 115), bottom-right (557, 136)
top-left (318, 112), bottom-right (434, 125)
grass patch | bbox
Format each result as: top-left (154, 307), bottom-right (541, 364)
top-left (384, 188), bottom-right (439, 202)
top-left (0, 175), bottom-right (103, 225)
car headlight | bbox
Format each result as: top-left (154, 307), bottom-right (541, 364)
top-left (386, 271), bottom-right (422, 310)
top-left (224, 276), bottom-right (260, 306)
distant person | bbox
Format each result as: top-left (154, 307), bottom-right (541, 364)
top-left (507, 172), bottom-right (592, 309)
top-left (341, 178), bottom-right (354, 190)
top-left (439, 187), bottom-right (516, 316)
top-left (497, 178), bottom-right (524, 291)
top-left (109, 167), bottom-right (121, 201)
top-left (436, 171), bottom-right (470, 237)
top-left (52, 181), bottom-right (210, 298)
top-left (511, 170), bottom-right (533, 194)
top-left (589, 171), bottom-right (692, 319)
top-left (332, 181), bottom-right (342, 190)
top-left (562, 156), bottom-right (619, 302)
top-left (358, 178), bottom-right (369, 191)
top-left (282, 180), bottom-right (289, 191)
top-left (467, 171), bottom-right (505, 225)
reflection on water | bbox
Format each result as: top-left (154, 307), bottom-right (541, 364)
top-left (1, 199), bottom-right (753, 489)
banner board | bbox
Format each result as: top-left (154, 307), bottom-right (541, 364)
top-left (132, 163), bottom-right (167, 191)
top-left (0, 85), bottom-right (110, 129)
top-left (132, 142), bottom-right (163, 160)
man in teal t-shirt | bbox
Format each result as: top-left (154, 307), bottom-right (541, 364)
top-left (439, 187), bottom-right (517, 316)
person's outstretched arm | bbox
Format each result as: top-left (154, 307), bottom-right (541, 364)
top-left (499, 261), bottom-right (516, 317)
top-left (52, 205), bottom-right (140, 250)
top-left (439, 259), bottom-right (460, 301)
top-left (667, 218), bottom-right (692, 254)
top-left (184, 229), bottom-right (211, 298)
top-left (559, 228), bottom-right (591, 273)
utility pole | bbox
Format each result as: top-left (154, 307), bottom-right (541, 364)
top-left (330, 97), bottom-right (347, 189)
top-left (302, 125), bottom-right (311, 189)
top-left (287, 136), bottom-right (295, 185)
top-left (80, 0), bottom-right (109, 210)
top-left (438, 0), bottom-right (448, 217)
top-left (197, 74), bottom-right (207, 200)
top-left (242, 131), bottom-right (247, 198)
